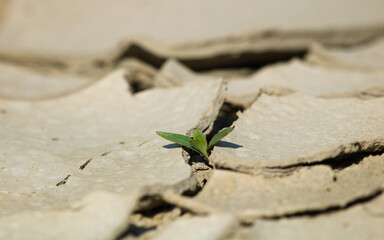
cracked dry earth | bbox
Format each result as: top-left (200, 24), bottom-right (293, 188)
top-left (1, 1), bottom-right (384, 240)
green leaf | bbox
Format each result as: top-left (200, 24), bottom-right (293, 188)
top-left (156, 131), bottom-right (200, 154)
top-left (208, 126), bottom-right (235, 150)
top-left (190, 139), bottom-right (209, 159)
top-left (193, 129), bottom-right (207, 150)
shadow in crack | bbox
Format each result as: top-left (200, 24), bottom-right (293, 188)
top-left (268, 150), bottom-right (384, 172)
top-left (214, 140), bottom-right (243, 149)
top-left (116, 224), bottom-right (156, 239)
top-left (162, 141), bottom-right (242, 149)
top-left (113, 42), bottom-right (307, 71)
top-left (162, 143), bottom-right (181, 149)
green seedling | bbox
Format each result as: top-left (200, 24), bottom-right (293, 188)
top-left (156, 126), bottom-right (235, 159)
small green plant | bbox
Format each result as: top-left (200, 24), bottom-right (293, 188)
top-left (156, 126), bottom-right (235, 159)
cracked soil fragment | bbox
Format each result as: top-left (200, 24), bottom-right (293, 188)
top-left (149, 58), bottom-right (384, 107)
top-left (0, 60), bottom-right (93, 99)
top-left (0, 191), bottom-right (140, 240)
top-left (226, 59), bottom-right (384, 107)
top-left (193, 154), bottom-right (384, 218)
top-left (153, 214), bottom-right (236, 240)
top-left (211, 94), bottom-right (384, 173)
top-left (0, 69), bottom-right (225, 238)
top-left (242, 193), bottom-right (384, 240)
top-left (307, 39), bottom-right (384, 70)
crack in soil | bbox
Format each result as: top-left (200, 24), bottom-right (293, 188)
top-left (113, 42), bottom-right (307, 71)
top-left (264, 150), bottom-right (384, 173)
top-left (79, 158), bottom-right (92, 170)
top-left (185, 102), bottom-right (243, 189)
top-left (116, 202), bottom-right (185, 240)
top-left (55, 174), bottom-right (71, 186)
top-left (261, 190), bottom-right (383, 220)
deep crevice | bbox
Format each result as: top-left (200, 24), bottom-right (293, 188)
top-left (179, 50), bottom-right (307, 71)
top-left (184, 149), bottom-right (213, 190)
top-left (322, 151), bottom-right (384, 170)
top-left (116, 201), bottom-right (187, 239)
top-left (115, 43), bottom-right (307, 96)
top-left (133, 201), bottom-right (177, 219)
top-left (206, 102), bottom-right (243, 143)
top-left (184, 102), bottom-right (243, 192)
top-left (263, 190), bottom-right (383, 220)
top-left (113, 43), bottom-right (307, 71)
top-left (182, 181), bottom-right (204, 197)
top-left (116, 201), bottom-right (172, 239)
top-left (127, 80), bottom-right (143, 94)
top-left (266, 150), bottom-right (384, 172)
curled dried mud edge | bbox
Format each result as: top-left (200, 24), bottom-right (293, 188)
top-left (266, 149), bottom-right (384, 173)
top-left (213, 142), bottom-right (384, 177)
top-left (245, 190), bottom-right (384, 222)
top-left (114, 42), bottom-right (307, 71)
top-left (218, 191), bottom-right (384, 240)
top-left (112, 26), bottom-right (384, 71)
